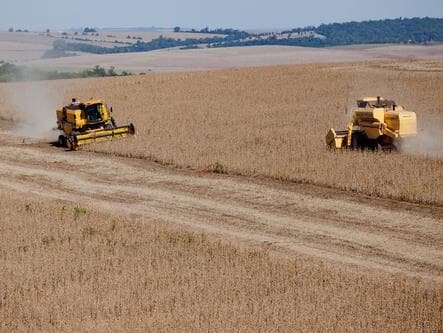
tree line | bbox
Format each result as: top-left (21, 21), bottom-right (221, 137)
top-left (0, 63), bottom-right (130, 82)
top-left (284, 17), bottom-right (443, 45)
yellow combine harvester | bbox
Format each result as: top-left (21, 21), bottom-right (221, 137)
top-left (326, 97), bottom-right (417, 150)
top-left (56, 98), bottom-right (135, 150)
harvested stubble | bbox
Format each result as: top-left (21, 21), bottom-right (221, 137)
top-left (0, 192), bottom-right (441, 332)
top-left (0, 60), bottom-right (442, 204)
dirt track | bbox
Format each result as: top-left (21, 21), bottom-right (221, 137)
top-left (0, 131), bottom-right (441, 282)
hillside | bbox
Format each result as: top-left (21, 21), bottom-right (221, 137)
top-left (0, 31), bottom-right (223, 62)
top-left (17, 44), bottom-right (443, 75)
top-left (44, 17), bottom-right (443, 56)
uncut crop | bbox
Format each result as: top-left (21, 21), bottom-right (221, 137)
top-left (0, 192), bottom-right (441, 332)
top-left (0, 60), bottom-right (442, 204)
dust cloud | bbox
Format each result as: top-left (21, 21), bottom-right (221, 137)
top-left (399, 128), bottom-right (443, 158)
top-left (5, 81), bottom-right (60, 140)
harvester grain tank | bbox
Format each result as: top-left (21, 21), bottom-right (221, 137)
top-left (325, 97), bottom-right (417, 150)
top-left (56, 98), bottom-right (135, 150)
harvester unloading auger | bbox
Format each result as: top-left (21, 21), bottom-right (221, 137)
top-left (56, 98), bottom-right (135, 150)
top-left (326, 97), bottom-right (417, 151)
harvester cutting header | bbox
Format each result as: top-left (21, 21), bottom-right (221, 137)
top-left (56, 98), bottom-right (135, 150)
top-left (326, 97), bottom-right (417, 151)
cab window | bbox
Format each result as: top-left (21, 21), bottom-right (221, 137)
top-left (85, 104), bottom-right (102, 122)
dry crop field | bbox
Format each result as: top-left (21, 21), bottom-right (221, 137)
top-left (0, 59), bottom-right (442, 332)
top-left (2, 60), bottom-right (440, 204)
top-left (0, 191), bottom-right (441, 332)
top-left (89, 60), bottom-right (443, 205)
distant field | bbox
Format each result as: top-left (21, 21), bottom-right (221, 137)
top-left (2, 31), bottom-right (442, 72)
top-left (0, 32), bottom-right (52, 61)
top-left (0, 31), bottom-right (224, 62)
top-left (48, 31), bottom-right (225, 49)
top-left (25, 44), bottom-right (443, 73)
top-left (98, 31), bottom-right (224, 44)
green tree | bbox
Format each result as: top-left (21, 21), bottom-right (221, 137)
top-left (107, 66), bottom-right (116, 76)
top-left (83, 27), bottom-right (97, 33)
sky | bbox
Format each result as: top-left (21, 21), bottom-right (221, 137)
top-left (1, 0), bottom-right (442, 31)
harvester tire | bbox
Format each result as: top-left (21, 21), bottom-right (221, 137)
top-left (351, 133), bottom-right (361, 150)
top-left (66, 136), bottom-right (78, 151)
top-left (58, 135), bottom-right (67, 148)
top-left (351, 131), bottom-right (367, 150)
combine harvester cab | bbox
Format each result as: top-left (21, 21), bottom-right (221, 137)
top-left (325, 97), bottom-right (417, 151)
top-left (56, 99), bottom-right (135, 150)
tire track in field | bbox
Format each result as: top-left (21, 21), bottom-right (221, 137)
top-left (0, 145), bottom-right (442, 281)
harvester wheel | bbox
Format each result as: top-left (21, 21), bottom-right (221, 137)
top-left (66, 136), bottom-right (78, 151)
top-left (351, 131), bottom-right (367, 150)
top-left (58, 135), bottom-right (67, 147)
top-left (351, 134), bottom-right (361, 150)
top-left (365, 141), bottom-right (379, 151)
